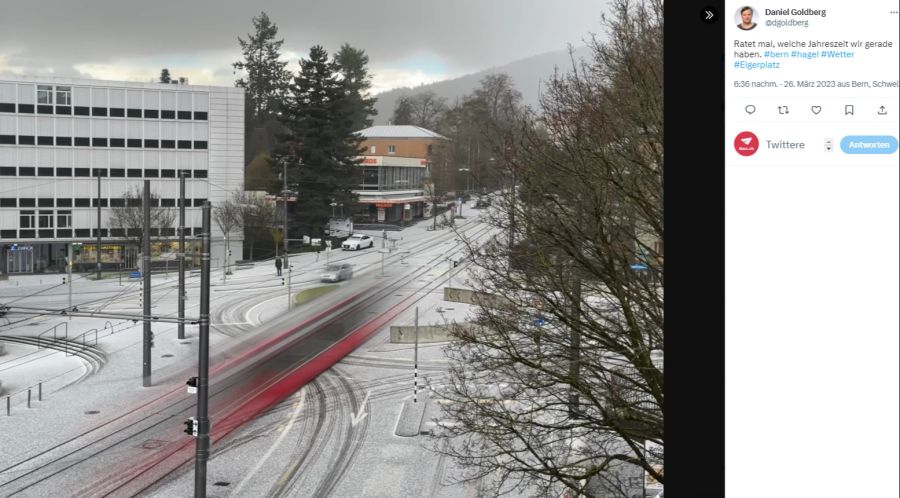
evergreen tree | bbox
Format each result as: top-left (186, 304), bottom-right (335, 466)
top-left (391, 96), bottom-right (414, 125)
top-left (233, 11), bottom-right (292, 166)
top-left (278, 45), bottom-right (363, 238)
top-left (233, 11), bottom-right (291, 121)
top-left (334, 43), bottom-right (377, 132)
top-left (159, 68), bottom-right (171, 83)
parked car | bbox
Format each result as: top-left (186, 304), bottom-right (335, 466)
top-left (342, 234), bottom-right (374, 251)
top-left (475, 197), bottom-right (491, 208)
top-left (321, 263), bottom-right (353, 282)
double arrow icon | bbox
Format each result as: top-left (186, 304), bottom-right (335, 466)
top-left (701, 7), bottom-right (718, 23)
top-left (705, 10), bottom-right (714, 20)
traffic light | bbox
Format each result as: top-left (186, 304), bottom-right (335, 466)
top-left (184, 417), bottom-right (198, 437)
top-left (281, 277), bottom-right (285, 286)
top-left (149, 331), bottom-right (155, 348)
top-left (62, 277), bottom-right (66, 284)
top-left (186, 377), bottom-right (198, 394)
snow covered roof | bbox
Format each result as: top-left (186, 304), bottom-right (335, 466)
top-left (356, 125), bottom-right (447, 140)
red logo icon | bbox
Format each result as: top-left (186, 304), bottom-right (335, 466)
top-left (734, 131), bottom-right (759, 156)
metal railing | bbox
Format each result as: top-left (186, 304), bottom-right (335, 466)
top-left (37, 322), bottom-right (67, 349)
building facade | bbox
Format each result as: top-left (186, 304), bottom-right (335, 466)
top-left (354, 125), bottom-right (446, 224)
top-left (0, 76), bottom-right (244, 274)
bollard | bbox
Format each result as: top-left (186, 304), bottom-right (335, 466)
top-left (6, 396), bottom-right (9, 416)
top-left (39, 382), bottom-right (42, 401)
top-left (27, 389), bottom-right (31, 408)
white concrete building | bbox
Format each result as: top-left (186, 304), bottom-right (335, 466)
top-left (0, 76), bottom-right (244, 274)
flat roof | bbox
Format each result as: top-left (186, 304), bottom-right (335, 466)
top-left (356, 125), bottom-right (447, 140)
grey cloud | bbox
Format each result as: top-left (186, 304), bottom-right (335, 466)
top-left (1, 0), bottom-right (608, 79)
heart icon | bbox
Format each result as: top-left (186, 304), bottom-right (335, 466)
top-left (811, 106), bottom-right (822, 114)
top-left (745, 105), bottom-right (756, 115)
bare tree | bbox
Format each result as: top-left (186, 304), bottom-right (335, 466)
top-left (432, 1), bottom-right (663, 497)
top-left (108, 187), bottom-right (176, 252)
top-left (213, 190), bottom-right (245, 268)
top-left (392, 91), bottom-right (447, 130)
top-left (240, 191), bottom-right (277, 260)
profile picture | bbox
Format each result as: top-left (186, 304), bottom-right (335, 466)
top-left (735, 6), bottom-right (758, 31)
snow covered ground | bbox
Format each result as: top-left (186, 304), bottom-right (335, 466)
top-left (0, 201), bottom-right (499, 497)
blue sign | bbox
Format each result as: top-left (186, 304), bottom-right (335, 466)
top-left (630, 263), bottom-right (648, 271)
top-left (533, 315), bottom-right (546, 326)
top-left (130, 271), bottom-right (141, 278)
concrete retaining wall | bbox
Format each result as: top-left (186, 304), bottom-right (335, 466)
top-left (390, 325), bottom-right (454, 344)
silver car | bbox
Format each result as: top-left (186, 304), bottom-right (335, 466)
top-left (321, 263), bottom-right (353, 282)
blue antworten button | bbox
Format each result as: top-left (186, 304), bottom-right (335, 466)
top-left (840, 135), bottom-right (898, 154)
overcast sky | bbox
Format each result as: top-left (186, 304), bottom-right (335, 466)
top-left (0, 0), bottom-right (610, 94)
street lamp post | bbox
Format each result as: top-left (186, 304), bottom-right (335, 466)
top-left (458, 168), bottom-right (470, 217)
top-left (282, 160), bottom-right (289, 260)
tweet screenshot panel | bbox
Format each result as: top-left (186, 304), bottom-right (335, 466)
top-left (725, 2), bottom-right (898, 496)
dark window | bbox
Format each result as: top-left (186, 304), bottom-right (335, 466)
top-left (161, 227), bottom-right (176, 237)
top-left (93, 168), bottom-right (107, 177)
top-left (38, 167), bottom-right (54, 177)
top-left (193, 170), bottom-right (208, 179)
top-left (56, 229), bottom-right (72, 238)
top-left (144, 169), bottom-right (159, 178)
top-left (109, 108), bottom-right (125, 117)
top-left (37, 136), bottom-right (53, 146)
top-left (18, 104), bottom-right (34, 113)
top-left (110, 228), bottom-right (125, 237)
top-left (18, 135), bottom-right (35, 145)
top-left (74, 168), bottom-right (90, 177)
top-left (110, 168), bottom-right (125, 177)
top-left (193, 111), bottom-right (208, 120)
top-left (179, 199), bottom-right (192, 207)
top-left (127, 139), bottom-right (142, 148)
top-left (56, 136), bottom-right (72, 146)
top-left (56, 198), bottom-right (72, 207)
top-left (92, 198), bottom-right (108, 207)
top-left (161, 139), bottom-right (175, 149)
top-left (19, 167), bottom-right (35, 176)
top-left (38, 198), bottom-right (54, 207)
top-left (128, 198), bottom-right (142, 208)
top-left (161, 110), bottom-right (175, 119)
top-left (193, 141), bottom-right (208, 150)
top-left (0, 103), bottom-right (15, 113)
top-left (192, 226), bottom-right (202, 235)
top-left (161, 169), bottom-right (175, 178)
top-left (93, 228), bottom-right (108, 237)
top-left (91, 107), bottom-right (107, 117)
top-left (178, 170), bottom-right (192, 179)
top-left (161, 198), bottom-right (176, 207)
top-left (55, 106), bottom-right (72, 115)
top-left (19, 198), bottom-right (35, 207)
top-left (74, 106), bottom-right (90, 116)
top-left (177, 111), bottom-right (191, 120)
top-left (0, 167), bottom-right (16, 175)
top-left (74, 137), bottom-right (90, 146)
top-left (75, 228), bottom-right (91, 237)
top-left (74, 198), bottom-right (90, 207)
top-left (19, 229), bottom-right (35, 238)
top-left (143, 139), bottom-right (159, 148)
top-left (110, 198), bottom-right (125, 207)
top-left (126, 227), bottom-right (141, 237)
top-left (0, 135), bottom-right (15, 144)
top-left (37, 105), bottom-right (54, 114)
top-left (39, 229), bottom-right (55, 238)
top-left (193, 199), bottom-right (206, 207)
top-left (92, 137), bottom-right (108, 147)
top-left (0, 198), bottom-right (16, 207)
top-left (110, 138), bottom-right (125, 147)
top-left (0, 229), bottom-right (16, 238)
top-left (127, 169), bottom-right (141, 178)
top-left (56, 167), bottom-right (72, 177)
top-left (144, 109), bottom-right (159, 119)
top-left (177, 140), bottom-right (191, 149)
top-left (149, 198), bottom-right (159, 207)
top-left (127, 108), bottom-right (142, 118)
top-left (149, 228), bottom-right (160, 236)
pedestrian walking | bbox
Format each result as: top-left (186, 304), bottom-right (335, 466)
top-left (275, 256), bottom-right (282, 276)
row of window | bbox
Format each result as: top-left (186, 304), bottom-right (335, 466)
top-left (0, 136), bottom-right (208, 149)
top-left (0, 103), bottom-right (207, 121)
top-left (1, 227), bottom-right (205, 240)
top-left (1, 198), bottom-right (208, 208)
top-left (0, 167), bottom-right (207, 178)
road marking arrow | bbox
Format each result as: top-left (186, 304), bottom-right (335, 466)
top-left (351, 390), bottom-right (371, 427)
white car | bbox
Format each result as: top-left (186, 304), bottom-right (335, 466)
top-left (342, 234), bottom-right (374, 251)
top-left (321, 263), bottom-right (353, 282)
